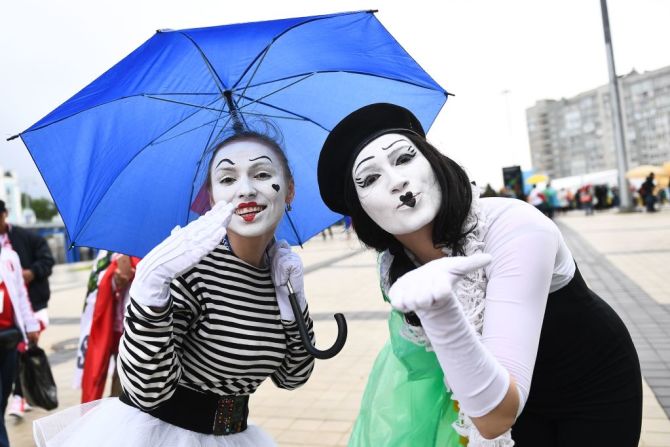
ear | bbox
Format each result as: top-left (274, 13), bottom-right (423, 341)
top-left (285, 179), bottom-right (295, 205)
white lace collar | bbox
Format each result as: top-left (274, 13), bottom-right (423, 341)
top-left (379, 183), bottom-right (489, 339)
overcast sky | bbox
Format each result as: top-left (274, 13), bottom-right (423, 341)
top-left (2, 0), bottom-right (669, 196)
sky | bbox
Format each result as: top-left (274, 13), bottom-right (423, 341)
top-left (2, 0), bottom-right (670, 197)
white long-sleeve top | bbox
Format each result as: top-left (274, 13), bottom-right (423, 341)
top-left (474, 197), bottom-right (575, 412)
top-left (0, 247), bottom-right (40, 340)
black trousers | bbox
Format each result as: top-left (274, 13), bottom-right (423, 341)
top-left (0, 348), bottom-right (17, 447)
top-left (511, 267), bottom-right (642, 446)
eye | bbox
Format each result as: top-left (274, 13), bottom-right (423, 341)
top-left (255, 172), bottom-right (272, 180)
top-left (218, 176), bottom-right (235, 185)
top-left (395, 152), bottom-right (416, 166)
top-left (356, 174), bottom-right (380, 188)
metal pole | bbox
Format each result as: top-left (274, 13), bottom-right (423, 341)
top-left (600, 0), bottom-right (634, 210)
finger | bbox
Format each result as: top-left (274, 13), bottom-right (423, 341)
top-left (447, 253), bottom-right (492, 276)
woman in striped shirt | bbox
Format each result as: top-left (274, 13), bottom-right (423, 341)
top-left (34, 131), bottom-right (315, 447)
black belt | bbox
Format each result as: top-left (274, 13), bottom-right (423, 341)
top-left (120, 386), bottom-right (249, 435)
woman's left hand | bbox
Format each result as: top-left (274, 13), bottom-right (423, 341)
top-left (389, 254), bottom-right (492, 313)
top-left (269, 240), bottom-right (306, 321)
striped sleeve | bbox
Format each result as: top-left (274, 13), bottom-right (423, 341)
top-left (117, 276), bottom-right (198, 411)
top-left (271, 305), bottom-right (316, 390)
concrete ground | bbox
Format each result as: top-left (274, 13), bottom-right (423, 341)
top-left (6, 206), bottom-right (670, 446)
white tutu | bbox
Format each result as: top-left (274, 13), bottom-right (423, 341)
top-left (33, 398), bottom-right (277, 447)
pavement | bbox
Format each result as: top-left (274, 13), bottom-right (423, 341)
top-left (5, 205), bottom-right (670, 446)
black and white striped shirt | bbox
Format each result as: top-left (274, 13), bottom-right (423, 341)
top-left (118, 241), bottom-right (315, 411)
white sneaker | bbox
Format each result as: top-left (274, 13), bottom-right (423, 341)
top-left (8, 395), bottom-right (25, 418)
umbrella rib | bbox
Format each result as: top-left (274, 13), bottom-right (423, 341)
top-left (235, 93), bottom-right (329, 131)
top-left (144, 95), bottom-right (227, 113)
top-left (236, 46), bottom-right (271, 105)
top-left (240, 69), bottom-right (449, 96)
top-left (72, 96), bottom-right (222, 243)
top-left (186, 106), bottom-right (232, 224)
top-left (10, 93), bottom-right (224, 140)
top-left (231, 10), bottom-right (375, 91)
top-left (175, 31), bottom-right (228, 94)
top-left (235, 73), bottom-right (315, 109)
top-left (152, 114), bottom-right (233, 146)
top-left (232, 111), bottom-right (307, 121)
top-left (16, 94), bottom-right (147, 137)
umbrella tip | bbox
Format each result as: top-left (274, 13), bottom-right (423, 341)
top-left (156, 28), bottom-right (174, 33)
top-left (6, 134), bottom-right (19, 141)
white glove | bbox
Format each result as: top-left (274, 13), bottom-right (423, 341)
top-left (389, 254), bottom-right (511, 418)
top-left (130, 201), bottom-right (235, 308)
top-left (269, 240), bottom-right (306, 322)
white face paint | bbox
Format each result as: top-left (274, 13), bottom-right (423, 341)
top-left (352, 133), bottom-right (442, 235)
top-left (210, 140), bottom-right (289, 238)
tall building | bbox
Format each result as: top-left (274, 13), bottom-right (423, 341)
top-left (526, 65), bottom-right (670, 179)
top-left (0, 167), bottom-right (23, 223)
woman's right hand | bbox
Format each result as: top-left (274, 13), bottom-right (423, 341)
top-left (130, 201), bottom-right (235, 308)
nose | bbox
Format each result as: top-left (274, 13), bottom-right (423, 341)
top-left (237, 176), bottom-right (257, 198)
top-left (389, 172), bottom-right (409, 195)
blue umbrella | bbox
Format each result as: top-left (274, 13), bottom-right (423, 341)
top-left (10, 10), bottom-right (449, 258)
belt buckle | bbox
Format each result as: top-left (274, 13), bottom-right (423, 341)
top-left (212, 395), bottom-right (247, 435)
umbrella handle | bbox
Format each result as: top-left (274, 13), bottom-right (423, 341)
top-left (287, 282), bottom-right (347, 360)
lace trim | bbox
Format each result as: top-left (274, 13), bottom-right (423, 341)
top-left (454, 414), bottom-right (514, 447)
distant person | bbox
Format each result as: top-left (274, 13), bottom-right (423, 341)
top-left (0, 244), bottom-right (40, 447)
top-left (557, 188), bottom-right (569, 214)
top-left (639, 173), bottom-right (657, 212)
top-left (579, 186), bottom-right (594, 216)
top-left (480, 183), bottom-right (497, 198)
top-left (0, 200), bottom-right (54, 418)
top-left (75, 252), bottom-right (139, 403)
top-left (527, 184), bottom-right (546, 215)
top-left (321, 226), bottom-right (334, 240)
top-left (343, 215), bottom-right (353, 240)
top-left (543, 183), bottom-right (558, 219)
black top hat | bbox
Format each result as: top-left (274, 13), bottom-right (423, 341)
top-left (317, 103), bottom-right (424, 215)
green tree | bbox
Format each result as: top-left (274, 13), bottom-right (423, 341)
top-left (29, 197), bottom-right (59, 222)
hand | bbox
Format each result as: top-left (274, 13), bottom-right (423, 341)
top-left (113, 255), bottom-right (135, 291)
top-left (27, 331), bottom-right (40, 346)
top-left (130, 201), bottom-right (235, 307)
top-left (269, 240), bottom-right (306, 321)
top-left (389, 254), bottom-right (492, 313)
top-left (22, 269), bottom-right (35, 284)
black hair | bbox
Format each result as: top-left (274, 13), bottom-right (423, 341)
top-left (343, 132), bottom-right (474, 284)
top-left (206, 130), bottom-right (294, 194)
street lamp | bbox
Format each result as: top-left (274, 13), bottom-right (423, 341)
top-left (600, 0), bottom-right (634, 211)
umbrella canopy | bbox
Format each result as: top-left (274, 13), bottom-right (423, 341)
top-left (13, 10), bottom-right (449, 257)
top-left (625, 164), bottom-right (664, 179)
top-left (663, 161), bottom-right (670, 176)
top-left (525, 173), bottom-right (549, 185)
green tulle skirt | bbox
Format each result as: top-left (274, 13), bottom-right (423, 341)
top-left (348, 311), bottom-right (465, 447)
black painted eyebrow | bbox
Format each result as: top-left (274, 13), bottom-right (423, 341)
top-left (215, 158), bottom-right (235, 168)
top-left (354, 156), bottom-right (375, 173)
top-left (382, 139), bottom-right (409, 150)
top-left (249, 155), bottom-right (273, 163)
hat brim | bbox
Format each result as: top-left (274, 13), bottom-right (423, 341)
top-left (317, 103), bottom-right (425, 215)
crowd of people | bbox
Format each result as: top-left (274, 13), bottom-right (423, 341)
top-left (0, 200), bottom-right (54, 447)
top-left (492, 172), bottom-right (670, 217)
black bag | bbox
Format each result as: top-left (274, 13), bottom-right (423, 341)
top-left (19, 346), bottom-right (58, 410)
top-left (0, 328), bottom-right (21, 350)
